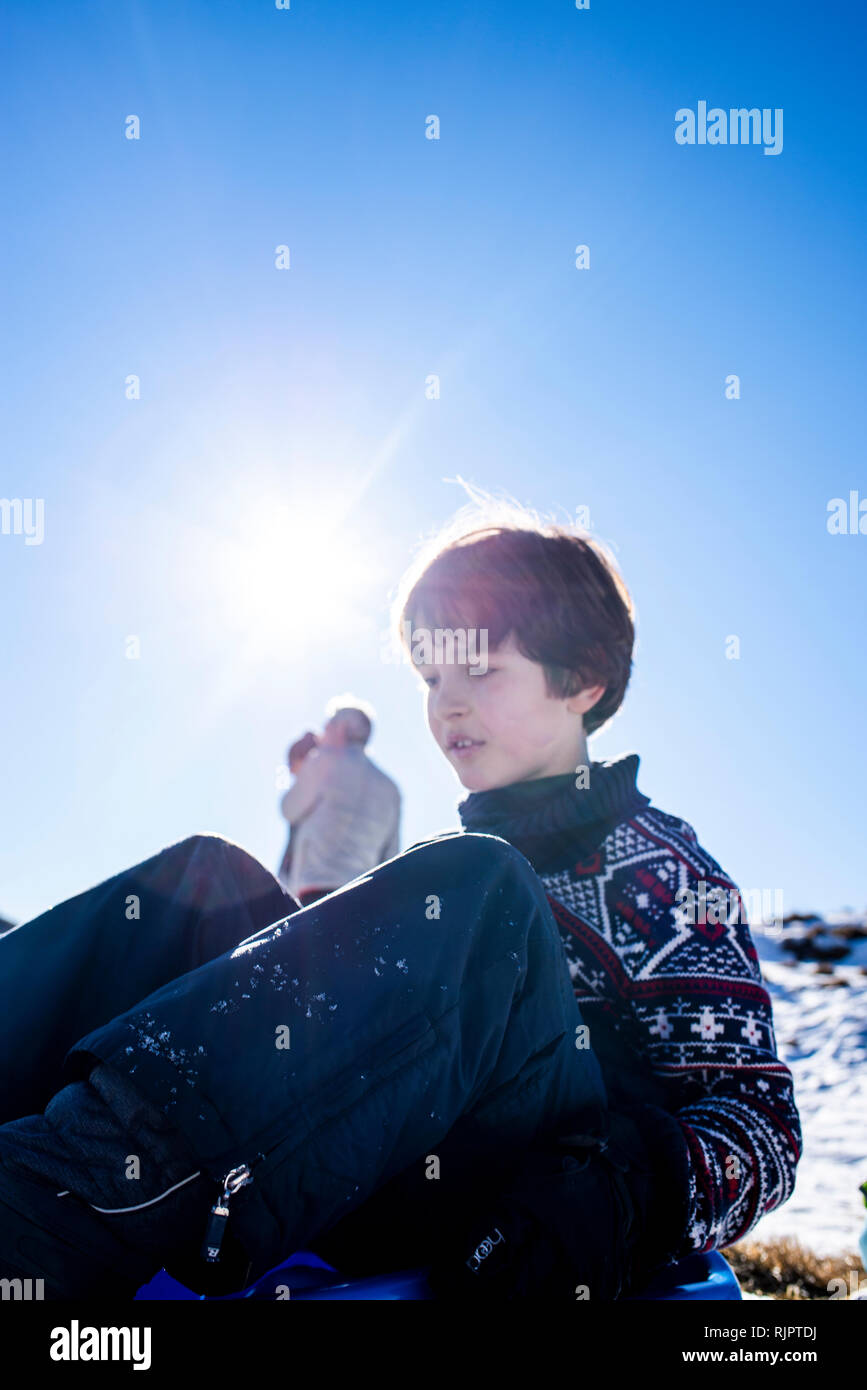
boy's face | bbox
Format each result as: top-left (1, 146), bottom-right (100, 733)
top-left (417, 631), bottom-right (602, 791)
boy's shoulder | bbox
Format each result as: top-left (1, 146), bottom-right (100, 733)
top-left (606, 801), bottom-right (738, 888)
top-left (567, 803), bottom-right (763, 982)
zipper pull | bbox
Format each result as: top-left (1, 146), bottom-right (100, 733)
top-left (201, 1164), bottom-right (252, 1264)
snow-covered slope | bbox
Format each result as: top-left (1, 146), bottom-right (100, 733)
top-left (749, 914), bottom-right (867, 1258)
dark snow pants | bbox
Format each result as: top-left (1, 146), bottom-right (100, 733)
top-left (0, 832), bottom-right (607, 1297)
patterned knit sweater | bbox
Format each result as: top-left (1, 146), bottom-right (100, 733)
top-left (458, 753), bottom-right (802, 1260)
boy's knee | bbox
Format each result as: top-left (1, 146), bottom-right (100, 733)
top-left (173, 833), bottom-right (262, 875)
top-left (162, 834), bottom-right (259, 891)
top-left (179, 834), bottom-right (232, 856)
top-left (172, 832), bottom-right (231, 860)
top-left (402, 831), bottom-right (543, 900)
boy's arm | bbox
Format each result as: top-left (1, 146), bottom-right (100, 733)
top-left (616, 844), bottom-right (802, 1261)
top-left (644, 1013), bottom-right (802, 1261)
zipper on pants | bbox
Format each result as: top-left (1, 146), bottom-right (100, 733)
top-left (200, 1164), bottom-right (254, 1263)
top-left (199, 1013), bottom-right (439, 1267)
top-left (197, 1126), bottom-right (294, 1268)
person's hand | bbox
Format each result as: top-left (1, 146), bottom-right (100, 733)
top-left (287, 731), bottom-right (319, 773)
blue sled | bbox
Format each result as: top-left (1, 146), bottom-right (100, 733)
top-left (134, 1248), bottom-right (741, 1301)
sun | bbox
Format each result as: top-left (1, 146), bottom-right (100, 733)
top-left (207, 497), bottom-right (377, 655)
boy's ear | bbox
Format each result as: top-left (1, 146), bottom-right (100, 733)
top-left (565, 683), bottom-right (606, 716)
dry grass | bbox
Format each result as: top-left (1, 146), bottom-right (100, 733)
top-left (725, 1236), bottom-right (866, 1300)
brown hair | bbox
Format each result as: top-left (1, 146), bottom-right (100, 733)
top-left (391, 492), bottom-right (636, 737)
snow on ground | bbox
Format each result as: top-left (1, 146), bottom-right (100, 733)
top-left (748, 914), bottom-right (867, 1258)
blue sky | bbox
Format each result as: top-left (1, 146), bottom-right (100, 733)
top-left (1, 0), bottom-right (865, 925)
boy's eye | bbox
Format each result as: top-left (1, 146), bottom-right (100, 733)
top-left (424, 669), bottom-right (496, 686)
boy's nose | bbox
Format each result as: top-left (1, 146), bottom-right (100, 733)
top-left (432, 677), bottom-right (472, 721)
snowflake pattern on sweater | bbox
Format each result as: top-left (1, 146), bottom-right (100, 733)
top-left (538, 807), bottom-right (802, 1256)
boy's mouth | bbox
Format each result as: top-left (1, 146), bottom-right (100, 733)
top-left (446, 734), bottom-right (486, 760)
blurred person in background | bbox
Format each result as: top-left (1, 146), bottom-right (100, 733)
top-left (278, 695), bottom-right (401, 906)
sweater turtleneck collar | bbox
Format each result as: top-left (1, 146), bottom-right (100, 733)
top-left (456, 752), bottom-right (651, 872)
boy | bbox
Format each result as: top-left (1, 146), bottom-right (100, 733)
top-left (0, 506), bottom-right (800, 1301)
top-left (370, 504), bottom-right (801, 1293)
